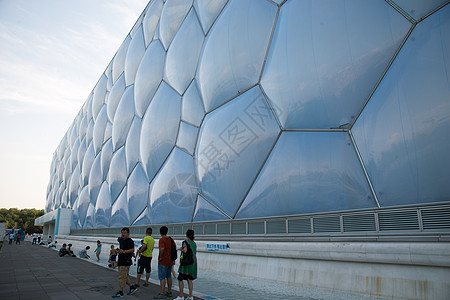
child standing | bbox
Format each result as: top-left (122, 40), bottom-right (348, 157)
top-left (94, 240), bottom-right (102, 261)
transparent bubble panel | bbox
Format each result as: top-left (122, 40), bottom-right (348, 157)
top-left (352, 5), bottom-right (450, 207)
top-left (149, 148), bottom-right (197, 224)
top-left (236, 132), bottom-right (376, 219)
top-left (127, 164), bottom-right (150, 224)
top-left (112, 86), bottom-right (135, 151)
top-left (196, 86), bottom-right (280, 217)
top-left (142, 0), bottom-right (164, 46)
top-left (197, 0), bottom-right (277, 112)
top-left (181, 81), bottom-right (205, 127)
top-left (194, 0), bottom-right (228, 34)
top-left (110, 187), bottom-right (130, 228)
top-left (261, 0), bottom-right (411, 129)
top-left (193, 194), bottom-right (229, 222)
top-left (140, 82), bottom-right (181, 181)
top-left (159, 0), bottom-right (193, 50)
top-left (95, 182), bottom-right (112, 228)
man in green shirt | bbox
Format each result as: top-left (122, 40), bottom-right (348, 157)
top-left (135, 227), bottom-right (155, 287)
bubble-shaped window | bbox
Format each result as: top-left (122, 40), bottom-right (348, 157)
top-left (88, 152), bottom-right (102, 206)
top-left (125, 117), bottom-right (142, 176)
top-left (112, 86), bottom-right (135, 151)
top-left (128, 164), bottom-right (150, 224)
top-left (143, 0), bottom-right (164, 46)
top-left (132, 207), bottom-right (151, 226)
top-left (107, 74), bottom-right (126, 122)
top-left (110, 187), bottom-right (130, 227)
top-left (95, 182), bottom-right (112, 228)
top-left (101, 139), bottom-right (113, 182)
top-left (70, 138), bottom-right (80, 171)
top-left (194, 0), bottom-right (228, 34)
top-left (176, 121), bottom-right (198, 156)
top-left (86, 119), bottom-right (94, 146)
top-left (92, 74), bottom-right (107, 120)
top-left (113, 36), bottom-right (131, 84)
top-left (140, 82), bottom-right (181, 181)
top-left (192, 194), bottom-right (229, 222)
top-left (261, 0), bottom-right (411, 129)
top-left (77, 137), bottom-right (87, 168)
top-left (93, 105), bottom-right (108, 155)
top-left (182, 81), bottom-right (204, 127)
top-left (165, 9), bottom-right (204, 94)
top-left (77, 187), bottom-right (90, 228)
top-left (197, 0), bottom-right (277, 112)
top-left (84, 203), bottom-right (95, 228)
top-left (81, 142), bottom-right (95, 187)
top-left (134, 40), bottom-right (165, 118)
top-left (78, 114), bottom-right (88, 140)
top-left (196, 86), bottom-right (279, 217)
top-left (125, 26), bottom-right (146, 86)
top-left (159, 0), bottom-right (193, 50)
top-left (104, 122), bottom-right (112, 144)
top-left (352, 5), bottom-right (450, 207)
top-left (236, 132), bottom-right (376, 219)
top-left (149, 148), bottom-right (197, 224)
top-left (68, 165), bottom-right (81, 207)
top-left (109, 146), bottom-right (127, 203)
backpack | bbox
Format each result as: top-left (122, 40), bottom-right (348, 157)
top-left (169, 237), bottom-right (177, 261)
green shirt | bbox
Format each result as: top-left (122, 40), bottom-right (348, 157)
top-left (141, 235), bottom-right (155, 257)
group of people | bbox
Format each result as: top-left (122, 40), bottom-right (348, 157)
top-left (111, 226), bottom-right (197, 300)
top-left (8, 232), bottom-right (22, 244)
top-left (58, 243), bottom-right (77, 257)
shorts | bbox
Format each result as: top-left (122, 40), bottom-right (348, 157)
top-left (177, 273), bottom-right (195, 281)
top-left (110, 255), bottom-right (117, 261)
top-left (158, 264), bottom-right (172, 280)
top-left (137, 256), bottom-right (152, 274)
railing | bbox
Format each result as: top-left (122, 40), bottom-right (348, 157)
top-left (70, 202), bottom-right (450, 242)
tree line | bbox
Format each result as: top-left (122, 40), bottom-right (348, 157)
top-left (0, 208), bottom-right (44, 233)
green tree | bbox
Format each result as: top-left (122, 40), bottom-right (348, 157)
top-left (0, 208), bottom-right (44, 233)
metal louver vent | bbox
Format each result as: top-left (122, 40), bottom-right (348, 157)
top-left (343, 214), bottom-right (376, 232)
top-left (182, 225), bottom-right (191, 234)
top-left (248, 222), bottom-right (264, 234)
top-left (313, 216), bottom-right (341, 233)
top-left (205, 224), bottom-right (216, 234)
top-left (267, 220), bottom-right (286, 234)
top-left (217, 223), bottom-right (230, 234)
top-left (288, 218), bottom-right (311, 233)
top-left (378, 211), bottom-right (419, 231)
top-left (193, 224), bottom-right (203, 235)
top-left (421, 208), bottom-right (450, 230)
top-left (173, 226), bottom-right (182, 235)
top-left (231, 223), bottom-right (246, 234)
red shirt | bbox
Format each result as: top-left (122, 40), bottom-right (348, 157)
top-left (158, 236), bottom-right (173, 266)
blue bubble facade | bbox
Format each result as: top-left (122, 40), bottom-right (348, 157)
top-left (45, 0), bottom-right (450, 230)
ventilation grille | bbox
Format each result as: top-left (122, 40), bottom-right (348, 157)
top-left (288, 218), bottom-right (311, 233)
top-left (182, 225), bottom-right (191, 234)
top-left (267, 220), bottom-right (286, 234)
top-left (248, 222), bottom-right (264, 234)
top-left (193, 224), bottom-right (204, 235)
top-left (343, 214), bottom-right (376, 232)
top-left (173, 226), bottom-right (182, 235)
top-left (205, 224), bottom-right (216, 234)
top-left (378, 211), bottom-right (419, 231)
top-left (313, 216), bottom-right (341, 233)
top-left (421, 208), bottom-right (450, 230)
top-left (231, 223), bottom-right (246, 234)
top-left (217, 223), bottom-right (230, 234)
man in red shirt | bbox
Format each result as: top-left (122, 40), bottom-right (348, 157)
top-left (154, 226), bottom-right (174, 299)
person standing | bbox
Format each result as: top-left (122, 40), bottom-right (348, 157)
top-left (37, 233), bottom-right (41, 245)
top-left (32, 233), bottom-right (37, 245)
top-left (174, 229), bottom-right (197, 300)
top-left (9, 232), bottom-right (14, 244)
top-left (134, 227), bottom-right (155, 287)
top-left (94, 240), bottom-right (102, 261)
top-left (16, 232), bottom-right (21, 245)
top-left (154, 226), bottom-right (174, 299)
top-left (112, 227), bottom-right (137, 298)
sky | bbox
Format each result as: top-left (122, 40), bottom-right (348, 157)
top-left (0, 0), bottom-right (149, 209)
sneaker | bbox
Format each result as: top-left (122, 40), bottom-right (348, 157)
top-left (127, 285), bottom-right (137, 295)
top-left (173, 297), bottom-right (184, 300)
top-left (154, 294), bottom-right (166, 299)
top-left (165, 291), bottom-right (172, 297)
top-left (111, 291), bottom-right (123, 298)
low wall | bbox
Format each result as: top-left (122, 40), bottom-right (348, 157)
top-left (56, 235), bottom-right (450, 299)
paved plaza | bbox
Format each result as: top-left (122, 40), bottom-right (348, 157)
top-left (0, 241), bottom-right (201, 300)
